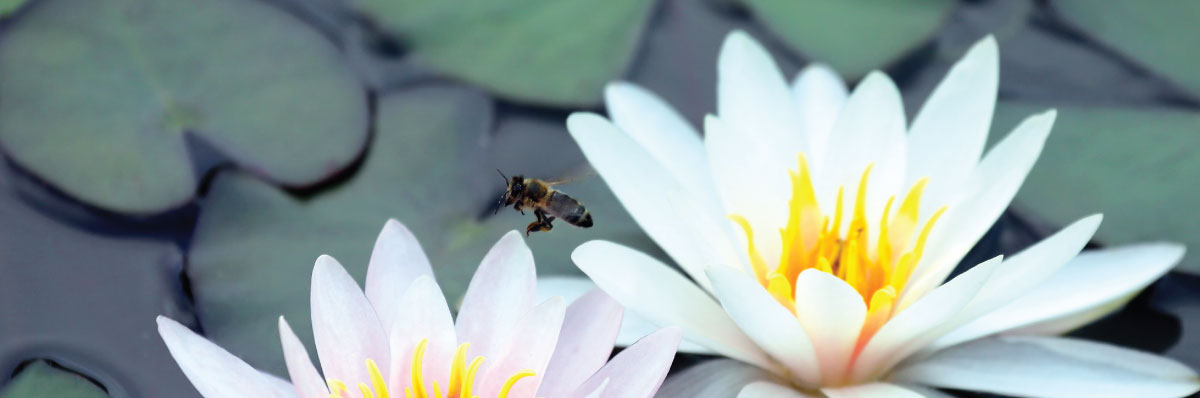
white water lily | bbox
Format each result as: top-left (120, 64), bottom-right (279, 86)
top-left (559, 30), bottom-right (1200, 397)
top-left (157, 220), bottom-right (681, 398)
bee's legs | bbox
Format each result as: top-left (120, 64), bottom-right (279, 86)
top-left (526, 209), bottom-right (554, 236)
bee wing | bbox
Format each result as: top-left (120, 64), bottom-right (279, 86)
top-left (542, 165), bottom-right (596, 186)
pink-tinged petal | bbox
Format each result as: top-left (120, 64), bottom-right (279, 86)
top-left (537, 276), bottom-right (715, 354)
top-left (935, 243), bottom-right (1184, 349)
top-left (387, 276), bottom-right (457, 393)
top-left (738, 381), bottom-right (816, 398)
top-left (578, 379), bottom-right (610, 398)
top-left (538, 289), bottom-right (623, 397)
top-left (849, 256), bottom-right (1003, 383)
top-left (822, 383), bottom-right (925, 398)
top-left (157, 316), bottom-right (285, 398)
top-left (575, 327), bottom-right (682, 398)
top-left (791, 63), bottom-right (847, 169)
top-left (605, 82), bottom-right (716, 203)
top-left (718, 30), bottom-right (807, 168)
top-left (893, 336), bottom-right (1200, 398)
top-left (658, 359), bottom-right (782, 398)
top-left (708, 266), bottom-right (821, 386)
top-left (904, 110), bottom-right (1057, 309)
top-left (278, 317), bottom-right (327, 398)
top-left (310, 255), bottom-right (389, 386)
top-left (905, 36), bottom-right (999, 216)
top-left (569, 112), bottom-right (743, 291)
top-left (455, 231), bottom-right (536, 360)
top-left (476, 297), bottom-right (566, 398)
top-left (793, 269), bottom-right (865, 384)
top-left (365, 219), bottom-right (433, 334)
top-left (817, 71), bottom-right (907, 237)
top-left (573, 241), bottom-right (777, 373)
top-left (261, 371), bottom-right (301, 398)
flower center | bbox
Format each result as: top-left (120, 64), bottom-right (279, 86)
top-left (730, 154), bottom-right (945, 348)
top-left (326, 339), bottom-right (535, 398)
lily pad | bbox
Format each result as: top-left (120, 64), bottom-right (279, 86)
top-left (347, 0), bottom-right (656, 106)
top-left (736, 0), bottom-right (955, 79)
top-left (1052, 0), bottom-right (1200, 100)
top-left (0, 0), bottom-right (368, 214)
top-left (991, 102), bottom-right (1200, 275)
top-left (0, 0), bottom-right (26, 18)
top-left (189, 85), bottom-right (657, 374)
top-left (0, 361), bottom-right (107, 398)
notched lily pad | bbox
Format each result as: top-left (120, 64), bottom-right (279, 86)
top-left (347, 0), bottom-right (656, 105)
top-left (1, 361), bottom-right (107, 398)
top-left (991, 102), bottom-right (1200, 275)
top-left (189, 85), bottom-right (657, 373)
top-left (735, 0), bottom-right (955, 79)
top-left (0, 0), bottom-right (368, 214)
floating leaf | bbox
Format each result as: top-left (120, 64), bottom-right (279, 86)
top-left (348, 0), bottom-right (656, 105)
top-left (737, 0), bottom-right (955, 79)
top-left (0, 361), bottom-right (107, 398)
top-left (188, 85), bottom-right (657, 373)
top-left (991, 102), bottom-right (1200, 275)
top-left (1053, 0), bottom-right (1200, 99)
top-left (0, 0), bottom-right (368, 214)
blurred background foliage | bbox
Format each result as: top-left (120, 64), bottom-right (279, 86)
top-left (0, 0), bottom-right (1196, 397)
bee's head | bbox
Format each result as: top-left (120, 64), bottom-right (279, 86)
top-left (505, 175), bottom-right (525, 205)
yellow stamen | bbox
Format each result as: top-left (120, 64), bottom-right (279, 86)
top-left (730, 153), bottom-right (947, 369)
top-left (368, 359), bottom-right (388, 398)
top-left (447, 343), bottom-right (470, 398)
top-left (411, 339), bottom-right (429, 398)
top-left (359, 383), bottom-right (375, 398)
top-left (462, 356), bottom-right (485, 398)
top-left (497, 369), bottom-right (536, 398)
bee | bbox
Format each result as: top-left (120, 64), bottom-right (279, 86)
top-left (495, 170), bottom-right (593, 236)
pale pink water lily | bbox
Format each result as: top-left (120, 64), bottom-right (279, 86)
top-left (552, 30), bottom-right (1200, 397)
top-left (157, 220), bottom-right (681, 398)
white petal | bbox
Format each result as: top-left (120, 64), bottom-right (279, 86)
top-left (907, 214), bottom-right (1103, 355)
top-left (572, 241), bottom-right (777, 372)
top-left (568, 112), bottom-right (742, 290)
top-left (575, 327), bottom-right (682, 398)
top-left (822, 383), bottom-right (926, 398)
top-left (579, 379), bottom-right (610, 398)
top-left (792, 269), bottom-right (866, 385)
top-left (904, 109), bottom-right (1057, 309)
top-left (738, 381), bottom-right (815, 398)
top-left (537, 276), bottom-right (714, 354)
top-left (278, 317), bottom-right (327, 398)
top-left (387, 276), bottom-right (457, 392)
top-left (476, 297), bottom-right (565, 398)
top-left (791, 63), bottom-right (848, 168)
top-left (605, 82), bottom-right (716, 202)
top-left (657, 359), bottom-right (782, 398)
top-left (817, 71), bottom-right (907, 240)
top-left (905, 36), bottom-right (999, 216)
top-left (455, 231), bottom-right (535, 359)
top-left (310, 255), bottom-right (389, 386)
top-left (365, 219), bottom-right (433, 335)
top-left (708, 266), bottom-right (821, 386)
top-left (893, 336), bottom-right (1200, 398)
top-left (538, 289), bottom-right (623, 397)
top-left (849, 256), bottom-right (1002, 383)
top-left (157, 316), bottom-right (283, 398)
top-left (935, 243), bottom-right (1184, 349)
top-left (261, 371), bottom-right (300, 398)
top-left (718, 30), bottom-right (807, 165)
top-left (704, 114), bottom-right (790, 264)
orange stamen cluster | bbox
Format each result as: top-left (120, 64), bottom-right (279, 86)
top-left (731, 154), bottom-right (946, 349)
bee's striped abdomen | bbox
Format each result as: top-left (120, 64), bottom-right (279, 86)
top-left (546, 191), bottom-right (593, 228)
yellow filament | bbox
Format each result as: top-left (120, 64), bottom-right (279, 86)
top-left (462, 356), bottom-right (485, 398)
top-left (358, 383), bottom-right (375, 398)
top-left (447, 343), bottom-right (470, 398)
top-left (368, 359), bottom-right (388, 398)
top-left (411, 339), bottom-right (429, 398)
top-left (497, 369), bottom-right (536, 398)
top-left (731, 154), bottom-right (947, 354)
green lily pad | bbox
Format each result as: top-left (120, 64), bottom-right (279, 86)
top-left (0, 0), bottom-right (368, 214)
top-left (188, 85), bottom-right (658, 374)
top-left (1, 361), bottom-right (107, 398)
top-left (0, 0), bottom-right (26, 18)
top-left (991, 102), bottom-right (1200, 275)
top-left (1053, 0), bottom-right (1200, 99)
top-left (347, 0), bottom-right (656, 106)
top-left (736, 0), bottom-right (955, 79)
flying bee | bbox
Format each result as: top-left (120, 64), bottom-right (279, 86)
top-left (495, 170), bottom-right (593, 236)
